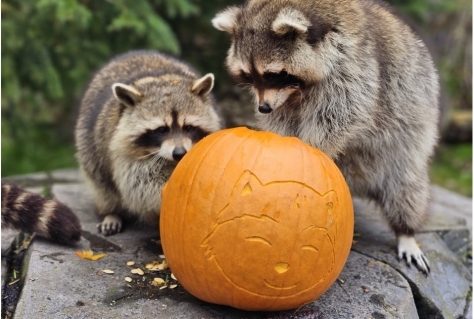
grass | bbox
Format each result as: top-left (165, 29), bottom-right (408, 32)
top-left (430, 143), bottom-right (472, 197)
top-left (1, 122), bottom-right (77, 177)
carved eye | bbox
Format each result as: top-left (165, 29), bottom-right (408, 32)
top-left (246, 236), bottom-right (272, 246)
top-left (183, 125), bottom-right (195, 132)
top-left (156, 126), bottom-right (169, 134)
top-left (300, 245), bottom-right (318, 253)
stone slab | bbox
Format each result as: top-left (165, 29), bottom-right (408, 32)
top-left (351, 198), bottom-right (472, 319)
top-left (2, 229), bottom-right (18, 288)
top-left (14, 183), bottom-right (420, 319)
top-left (307, 251), bottom-right (418, 319)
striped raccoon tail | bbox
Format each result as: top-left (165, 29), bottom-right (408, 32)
top-left (1, 182), bottom-right (82, 245)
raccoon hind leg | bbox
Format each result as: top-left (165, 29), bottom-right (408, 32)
top-left (372, 172), bottom-right (431, 275)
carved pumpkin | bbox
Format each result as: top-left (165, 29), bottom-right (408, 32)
top-left (160, 127), bottom-right (354, 311)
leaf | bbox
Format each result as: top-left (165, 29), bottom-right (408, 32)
top-left (75, 250), bottom-right (107, 261)
top-left (145, 14), bottom-right (180, 54)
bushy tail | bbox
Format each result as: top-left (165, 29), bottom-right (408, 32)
top-left (1, 182), bottom-right (81, 245)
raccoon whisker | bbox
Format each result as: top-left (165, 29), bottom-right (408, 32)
top-left (155, 156), bottom-right (168, 168)
top-left (236, 83), bottom-right (253, 89)
top-left (296, 88), bottom-right (304, 106)
top-left (137, 149), bottom-right (161, 160)
top-left (137, 153), bottom-right (154, 160)
top-left (148, 154), bottom-right (165, 167)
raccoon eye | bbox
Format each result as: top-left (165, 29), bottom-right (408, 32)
top-left (183, 125), bottom-right (195, 132)
top-left (135, 127), bottom-right (169, 147)
top-left (237, 71), bottom-right (253, 84)
top-left (155, 126), bottom-right (169, 134)
top-left (264, 71), bottom-right (302, 88)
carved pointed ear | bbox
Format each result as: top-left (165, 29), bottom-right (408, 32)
top-left (192, 73), bottom-right (214, 96)
top-left (231, 170), bottom-right (264, 198)
top-left (214, 170), bottom-right (265, 223)
top-left (212, 6), bottom-right (241, 34)
top-left (272, 8), bottom-right (311, 36)
top-left (112, 83), bottom-right (143, 107)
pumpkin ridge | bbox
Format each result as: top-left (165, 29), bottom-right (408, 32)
top-left (163, 128), bottom-right (226, 298)
top-left (208, 130), bottom-right (254, 224)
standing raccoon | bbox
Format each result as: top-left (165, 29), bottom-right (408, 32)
top-left (1, 182), bottom-right (81, 245)
top-left (75, 50), bottom-right (224, 236)
top-left (213, 0), bottom-right (439, 274)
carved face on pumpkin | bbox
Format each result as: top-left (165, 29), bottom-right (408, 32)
top-left (201, 171), bottom-right (338, 297)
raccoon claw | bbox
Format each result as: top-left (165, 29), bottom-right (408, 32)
top-left (397, 235), bottom-right (430, 276)
top-left (97, 215), bottom-right (122, 236)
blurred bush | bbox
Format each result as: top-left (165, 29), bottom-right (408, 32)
top-left (1, 0), bottom-right (472, 196)
top-left (2, 0), bottom-right (199, 175)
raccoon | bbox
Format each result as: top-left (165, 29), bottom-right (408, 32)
top-left (75, 50), bottom-right (224, 236)
top-left (213, 0), bottom-right (439, 274)
top-left (1, 182), bottom-right (82, 245)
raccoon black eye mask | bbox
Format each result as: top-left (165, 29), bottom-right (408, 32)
top-left (237, 70), bottom-right (304, 90)
top-left (262, 71), bottom-right (304, 89)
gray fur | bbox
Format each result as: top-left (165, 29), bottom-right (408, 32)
top-left (75, 50), bottom-right (224, 235)
top-left (213, 0), bottom-right (439, 274)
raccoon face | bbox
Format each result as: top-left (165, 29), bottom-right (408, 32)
top-left (234, 68), bottom-right (305, 114)
top-left (109, 74), bottom-right (222, 163)
top-left (213, 3), bottom-right (340, 114)
top-left (132, 110), bottom-right (209, 162)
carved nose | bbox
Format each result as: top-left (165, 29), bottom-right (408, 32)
top-left (172, 147), bottom-right (187, 161)
top-left (258, 102), bottom-right (273, 114)
top-left (275, 262), bottom-right (290, 274)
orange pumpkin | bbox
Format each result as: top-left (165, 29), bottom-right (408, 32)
top-left (160, 127), bottom-right (354, 311)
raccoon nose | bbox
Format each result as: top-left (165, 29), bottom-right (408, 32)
top-left (172, 147), bottom-right (187, 161)
top-left (258, 102), bottom-right (273, 114)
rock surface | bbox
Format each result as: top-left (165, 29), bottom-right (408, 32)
top-left (2, 169), bottom-right (472, 319)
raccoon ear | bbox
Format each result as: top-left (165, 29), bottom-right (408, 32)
top-left (112, 83), bottom-right (143, 107)
top-left (272, 8), bottom-right (311, 36)
top-left (212, 6), bottom-right (241, 34)
top-left (192, 73), bottom-right (214, 96)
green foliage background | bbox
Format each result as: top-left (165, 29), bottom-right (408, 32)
top-left (2, 0), bottom-right (472, 196)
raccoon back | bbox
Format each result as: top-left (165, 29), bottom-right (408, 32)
top-left (1, 182), bottom-right (81, 245)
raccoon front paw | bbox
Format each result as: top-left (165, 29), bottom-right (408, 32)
top-left (97, 214), bottom-right (123, 236)
top-left (397, 234), bottom-right (430, 276)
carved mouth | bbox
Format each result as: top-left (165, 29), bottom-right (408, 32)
top-left (264, 279), bottom-right (298, 290)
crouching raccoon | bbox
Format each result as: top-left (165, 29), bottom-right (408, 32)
top-left (75, 50), bottom-right (224, 235)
